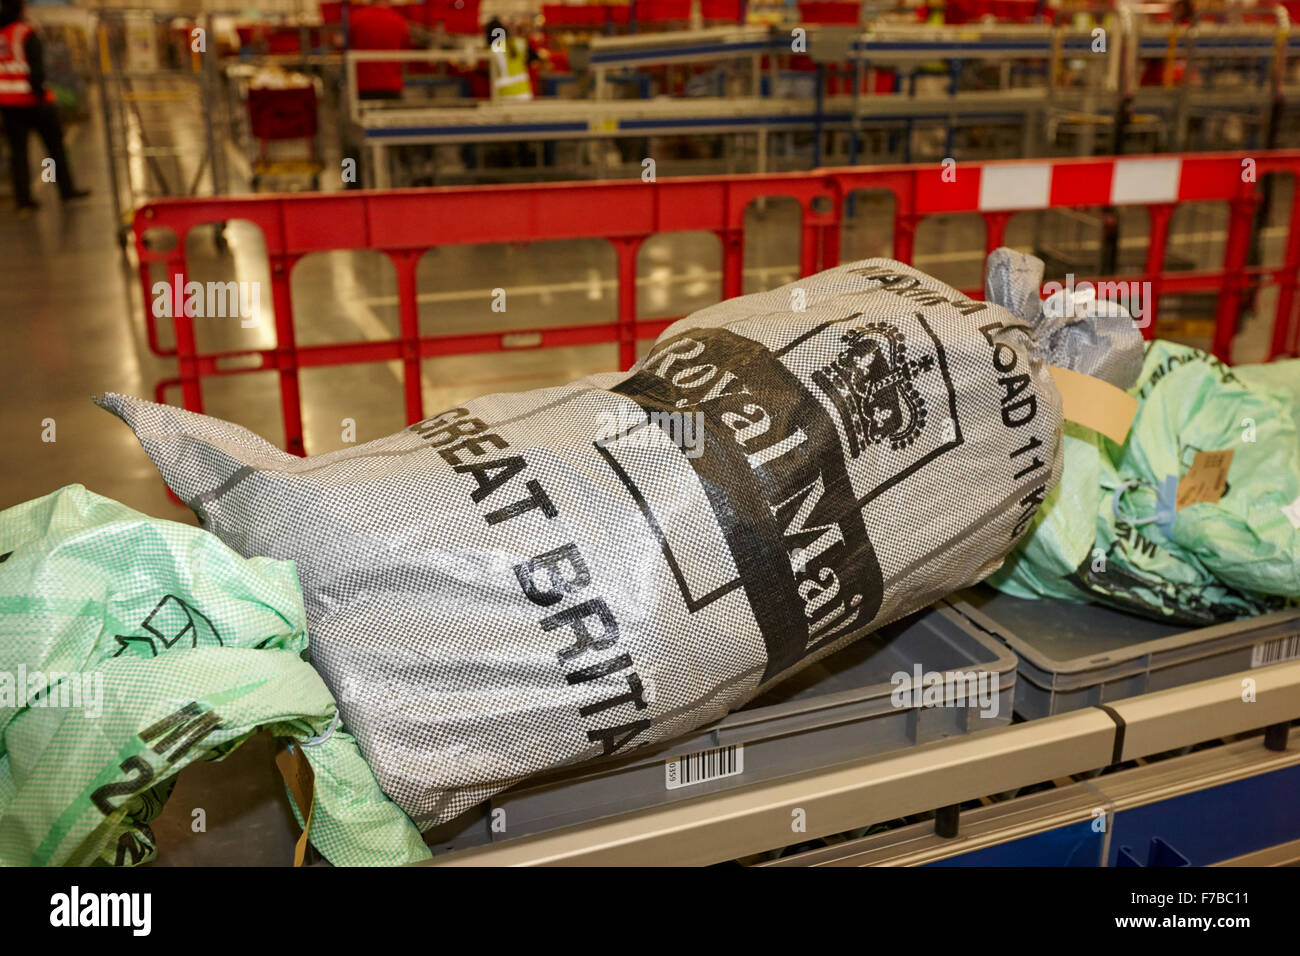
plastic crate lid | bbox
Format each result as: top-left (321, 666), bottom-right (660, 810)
top-left (948, 586), bottom-right (1300, 677)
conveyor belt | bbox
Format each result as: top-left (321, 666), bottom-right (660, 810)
top-left (421, 659), bottom-right (1300, 866)
top-left (759, 736), bottom-right (1300, 866)
top-left (355, 86), bottom-right (1293, 143)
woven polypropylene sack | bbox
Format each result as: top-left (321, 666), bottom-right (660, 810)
top-left (100, 258), bottom-right (1066, 829)
top-left (1236, 359), bottom-right (1300, 436)
top-left (0, 485), bottom-right (429, 866)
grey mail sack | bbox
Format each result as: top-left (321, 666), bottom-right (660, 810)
top-left (100, 257), bottom-right (1066, 829)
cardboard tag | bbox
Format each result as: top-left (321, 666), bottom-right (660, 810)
top-left (275, 741), bottom-right (315, 867)
top-left (1047, 366), bottom-right (1139, 445)
top-left (1176, 449), bottom-right (1235, 510)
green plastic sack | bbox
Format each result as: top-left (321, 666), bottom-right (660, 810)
top-left (990, 341), bottom-right (1300, 624)
top-left (1236, 359), bottom-right (1300, 438)
top-left (0, 485), bottom-right (430, 866)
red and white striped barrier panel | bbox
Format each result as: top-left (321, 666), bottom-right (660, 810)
top-left (133, 151), bottom-right (1300, 455)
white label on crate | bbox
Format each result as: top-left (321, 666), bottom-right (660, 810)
top-left (1251, 633), bottom-right (1300, 668)
top-left (664, 743), bottom-right (744, 791)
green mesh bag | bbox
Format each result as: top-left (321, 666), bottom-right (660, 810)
top-left (0, 484), bottom-right (429, 866)
top-left (990, 341), bottom-right (1300, 625)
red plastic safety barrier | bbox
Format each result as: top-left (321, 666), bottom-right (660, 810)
top-left (133, 152), bottom-right (1300, 455)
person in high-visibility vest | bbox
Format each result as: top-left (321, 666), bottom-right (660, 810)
top-left (0, 0), bottom-right (87, 214)
top-left (484, 18), bottom-right (535, 103)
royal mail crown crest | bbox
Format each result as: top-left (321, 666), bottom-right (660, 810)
top-left (811, 321), bottom-right (934, 458)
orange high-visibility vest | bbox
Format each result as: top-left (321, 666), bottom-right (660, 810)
top-left (0, 22), bottom-right (55, 107)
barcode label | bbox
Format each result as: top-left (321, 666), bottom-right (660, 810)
top-left (665, 744), bottom-right (744, 790)
top-left (1251, 633), bottom-right (1300, 668)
